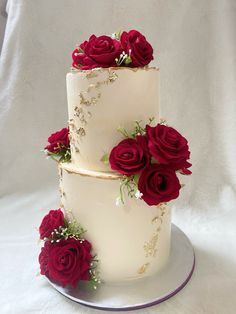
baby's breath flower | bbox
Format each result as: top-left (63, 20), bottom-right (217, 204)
top-left (135, 190), bottom-right (143, 199)
top-left (115, 197), bottom-right (122, 207)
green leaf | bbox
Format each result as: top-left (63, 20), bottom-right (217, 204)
top-left (133, 174), bottom-right (139, 184)
top-left (112, 30), bottom-right (122, 40)
top-left (159, 118), bottom-right (167, 125)
top-left (117, 126), bottom-right (130, 138)
top-left (101, 153), bottom-right (109, 165)
top-left (124, 55), bottom-right (132, 65)
top-left (149, 117), bottom-right (155, 124)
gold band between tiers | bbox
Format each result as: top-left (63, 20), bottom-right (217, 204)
top-left (70, 66), bottom-right (159, 74)
top-left (59, 162), bottom-right (122, 180)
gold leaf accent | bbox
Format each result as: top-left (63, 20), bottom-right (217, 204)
top-left (68, 117), bottom-right (80, 153)
top-left (108, 71), bottom-right (118, 83)
top-left (144, 233), bottom-right (159, 258)
top-left (74, 107), bottom-right (87, 124)
top-left (143, 203), bottom-right (168, 259)
top-left (58, 169), bottom-right (65, 208)
top-left (79, 92), bottom-right (101, 106)
top-left (151, 216), bottom-right (163, 225)
top-left (137, 263), bottom-right (150, 274)
top-left (76, 127), bottom-right (86, 136)
top-left (87, 83), bottom-right (97, 92)
top-left (85, 70), bottom-right (100, 79)
top-left (70, 68), bottom-right (119, 155)
top-left (79, 69), bottom-right (118, 108)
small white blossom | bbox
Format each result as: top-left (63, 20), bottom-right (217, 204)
top-left (111, 33), bottom-right (116, 39)
top-left (135, 190), bottom-right (143, 199)
top-left (115, 197), bottom-right (122, 207)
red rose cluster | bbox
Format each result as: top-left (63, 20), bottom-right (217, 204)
top-left (38, 209), bottom-right (93, 287)
top-left (109, 124), bottom-right (192, 206)
top-left (72, 30), bottom-right (153, 70)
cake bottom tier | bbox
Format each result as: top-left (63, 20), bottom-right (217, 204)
top-left (59, 163), bottom-right (171, 283)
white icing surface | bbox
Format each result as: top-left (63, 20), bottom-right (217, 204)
top-left (59, 162), bottom-right (171, 283)
top-left (66, 67), bottom-right (160, 171)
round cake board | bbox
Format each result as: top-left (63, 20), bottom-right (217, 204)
top-left (48, 224), bottom-right (195, 311)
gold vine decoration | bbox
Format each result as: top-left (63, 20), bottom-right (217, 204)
top-left (144, 203), bottom-right (167, 258)
top-left (70, 69), bottom-right (119, 154)
top-left (137, 203), bottom-right (168, 275)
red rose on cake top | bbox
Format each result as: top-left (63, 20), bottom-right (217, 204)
top-left (72, 35), bottom-right (122, 70)
top-left (120, 30), bottom-right (153, 67)
top-left (72, 30), bottom-right (154, 70)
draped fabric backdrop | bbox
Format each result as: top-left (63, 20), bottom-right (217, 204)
top-left (0, 1), bottom-right (236, 313)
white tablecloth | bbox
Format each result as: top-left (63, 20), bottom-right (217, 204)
top-left (0, 1), bottom-right (236, 313)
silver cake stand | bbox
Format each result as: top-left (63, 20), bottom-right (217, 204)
top-left (48, 224), bottom-right (195, 311)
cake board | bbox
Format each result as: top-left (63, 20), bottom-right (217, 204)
top-left (48, 224), bottom-right (195, 311)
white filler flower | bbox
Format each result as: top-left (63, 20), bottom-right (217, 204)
top-left (135, 190), bottom-right (143, 199)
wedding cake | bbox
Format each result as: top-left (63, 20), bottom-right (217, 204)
top-left (38, 30), bottom-right (191, 288)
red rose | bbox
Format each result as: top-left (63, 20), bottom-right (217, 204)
top-left (72, 35), bottom-right (122, 70)
top-left (138, 164), bottom-right (181, 206)
top-left (146, 124), bottom-right (192, 174)
top-left (39, 238), bottom-right (92, 287)
top-left (45, 127), bottom-right (70, 154)
top-left (109, 136), bottom-right (150, 176)
top-left (39, 209), bottom-right (65, 240)
top-left (120, 30), bottom-right (153, 67)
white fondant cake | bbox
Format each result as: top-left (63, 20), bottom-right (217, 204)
top-left (67, 67), bottom-right (159, 171)
top-left (59, 163), bottom-right (171, 282)
top-left (59, 66), bottom-right (172, 283)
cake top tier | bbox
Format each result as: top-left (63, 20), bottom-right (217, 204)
top-left (71, 30), bottom-right (154, 71)
top-left (66, 66), bottom-right (160, 171)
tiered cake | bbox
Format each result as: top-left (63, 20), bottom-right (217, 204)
top-left (59, 67), bottom-right (171, 282)
top-left (39, 30), bottom-right (191, 288)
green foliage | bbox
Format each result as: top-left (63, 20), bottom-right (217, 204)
top-left (112, 30), bottom-right (122, 40)
top-left (117, 117), bottom-right (155, 139)
top-left (45, 146), bottom-right (71, 163)
top-left (115, 51), bottom-right (132, 66)
top-left (119, 175), bottom-right (139, 203)
top-left (100, 153), bottom-right (109, 165)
